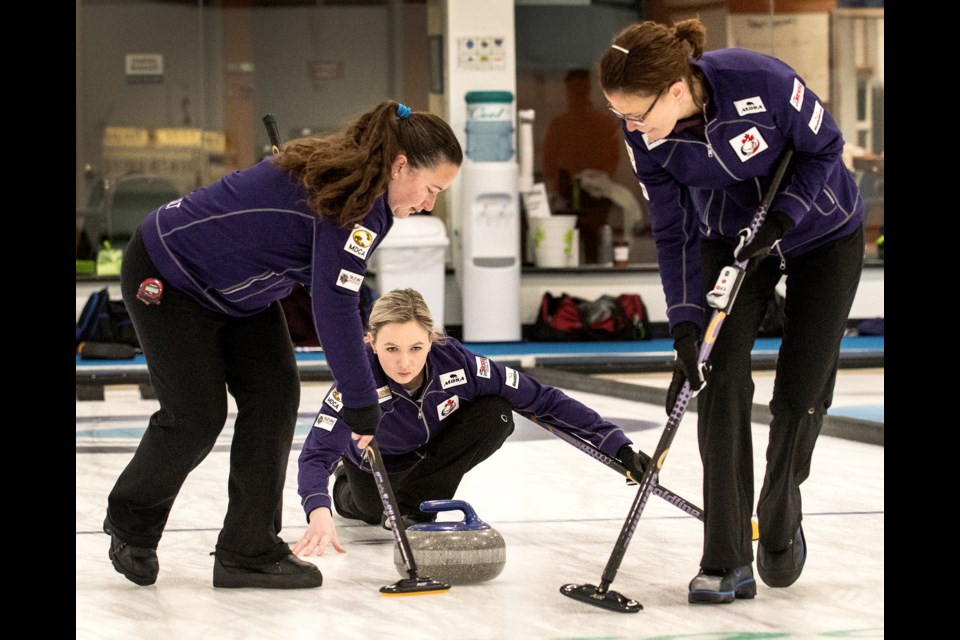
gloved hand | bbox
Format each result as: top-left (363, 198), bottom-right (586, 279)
top-left (617, 444), bottom-right (652, 484)
top-left (665, 322), bottom-right (707, 414)
top-left (342, 404), bottom-right (382, 437)
top-left (734, 210), bottom-right (794, 263)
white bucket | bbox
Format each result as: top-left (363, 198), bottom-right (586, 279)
top-left (530, 215), bottom-right (577, 268)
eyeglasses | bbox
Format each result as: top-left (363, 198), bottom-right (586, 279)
top-left (607, 88), bottom-right (664, 126)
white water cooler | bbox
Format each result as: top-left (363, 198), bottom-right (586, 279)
top-left (459, 91), bottom-right (521, 342)
top-left (460, 160), bottom-right (521, 342)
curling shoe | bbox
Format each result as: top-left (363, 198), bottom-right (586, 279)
top-left (757, 525), bottom-right (806, 588)
top-left (213, 553), bottom-right (323, 589)
top-left (103, 518), bottom-right (159, 586)
top-left (688, 565), bottom-right (757, 604)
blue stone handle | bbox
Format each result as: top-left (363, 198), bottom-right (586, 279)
top-left (415, 499), bottom-right (489, 530)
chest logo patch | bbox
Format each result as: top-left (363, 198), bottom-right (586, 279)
top-left (642, 134), bottom-right (667, 150)
top-left (727, 127), bottom-right (769, 162)
top-left (377, 385), bottom-right (392, 403)
top-left (440, 369), bottom-right (467, 389)
top-left (734, 96), bottom-right (766, 116)
top-left (437, 395), bottom-right (460, 420)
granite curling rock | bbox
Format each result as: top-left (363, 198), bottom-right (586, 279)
top-left (394, 499), bottom-right (506, 585)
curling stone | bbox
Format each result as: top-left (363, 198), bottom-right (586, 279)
top-left (394, 499), bottom-right (506, 585)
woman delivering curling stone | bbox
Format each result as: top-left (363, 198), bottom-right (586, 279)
top-left (103, 102), bottom-right (462, 590)
top-left (294, 288), bottom-right (650, 557)
top-left (598, 19), bottom-right (863, 603)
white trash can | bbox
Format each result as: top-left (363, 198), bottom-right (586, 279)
top-left (370, 215), bottom-right (450, 325)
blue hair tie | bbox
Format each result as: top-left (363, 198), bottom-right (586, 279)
top-left (396, 103), bottom-right (411, 120)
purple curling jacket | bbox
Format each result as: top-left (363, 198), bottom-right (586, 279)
top-left (621, 48), bottom-right (864, 332)
top-left (139, 157), bottom-right (393, 409)
top-left (297, 337), bottom-right (633, 517)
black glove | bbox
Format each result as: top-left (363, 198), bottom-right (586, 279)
top-left (617, 444), bottom-right (652, 484)
top-left (734, 210), bottom-right (794, 263)
top-left (342, 404), bottom-right (382, 437)
top-left (665, 322), bottom-right (707, 415)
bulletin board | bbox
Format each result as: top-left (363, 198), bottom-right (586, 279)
top-left (726, 13), bottom-right (830, 101)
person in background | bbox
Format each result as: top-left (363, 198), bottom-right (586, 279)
top-left (598, 19), bottom-right (864, 603)
top-left (543, 68), bottom-right (622, 208)
top-left (103, 101), bottom-right (462, 589)
top-left (292, 288), bottom-right (650, 556)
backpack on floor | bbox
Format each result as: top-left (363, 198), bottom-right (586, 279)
top-left (76, 288), bottom-right (140, 353)
top-left (533, 292), bottom-right (651, 341)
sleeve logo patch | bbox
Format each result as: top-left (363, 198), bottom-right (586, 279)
top-left (790, 78), bottom-right (805, 112)
top-left (436, 395), bottom-right (460, 420)
top-left (808, 101), bottom-right (824, 134)
top-left (440, 369), bottom-right (467, 389)
top-left (325, 388), bottom-right (343, 412)
top-left (313, 414), bottom-right (338, 431)
top-left (336, 269), bottom-right (364, 292)
top-left (727, 127), bottom-right (769, 162)
top-left (475, 356), bottom-right (491, 379)
top-left (734, 96), bottom-right (766, 116)
top-left (505, 367), bottom-right (520, 389)
top-left (344, 225), bottom-right (377, 260)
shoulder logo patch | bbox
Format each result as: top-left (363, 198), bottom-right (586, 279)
top-left (440, 369), bottom-right (467, 389)
top-left (734, 96), bottom-right (766, 116)
top-left (808, 101), bottom-right (824, 134)
top-left (727, 127), bottom-right (769, 162)
top-left (436, 395), bottom-right (460, 420)
top-left (344, 225), bottom-right (377, 260)
top-left (790, 78), bottom-right (804, 112)
top-left (505, 367), bottom-right (520, 389)
top-left (336, 269), bottom-right (364, 292)
top-left (475, 356), bottom-right (491, 379)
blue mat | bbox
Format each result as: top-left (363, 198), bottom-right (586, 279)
top-left (76, 336), bottom-right (884, 369)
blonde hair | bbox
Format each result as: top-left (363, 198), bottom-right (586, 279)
top-left (367, 288), bottom-right (447, 345)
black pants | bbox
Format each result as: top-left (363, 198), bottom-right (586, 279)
top-left (335, 396), bottom-right (515, 523)
top-left (106, 227), bottom-right (301, 565)
top-left (696, 225), bottom-right (864, 570)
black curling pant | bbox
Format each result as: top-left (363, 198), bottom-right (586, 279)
top-left (696, 225), bottom-right (864, 571)
top-left (336, 395), bottom-right (516, 522)
top-left (106, 226), bottom-right (301, 565)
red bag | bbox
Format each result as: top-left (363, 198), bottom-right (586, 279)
top-left (533, 292), bottom-right (651, 341)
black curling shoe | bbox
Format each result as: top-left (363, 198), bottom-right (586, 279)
top-left (103, 518), bottom-right (159, 586)
top-left (213, 554), bottom-right (323, 589)
top-left (688, 565), bottom-right (757, 604)
top-left (758, 525), bottom-right (806, 588)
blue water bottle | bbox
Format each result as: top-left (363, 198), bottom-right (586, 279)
top-left (465, 91), bottom-right (514, 162)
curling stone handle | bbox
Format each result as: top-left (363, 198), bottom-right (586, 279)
top-left (418, 499), bottom-right (484, 526)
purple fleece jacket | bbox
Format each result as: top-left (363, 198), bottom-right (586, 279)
top-left (139, 157), bottom-right (393, 409)
top-left (621, 48), bottom-right (864, 332)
